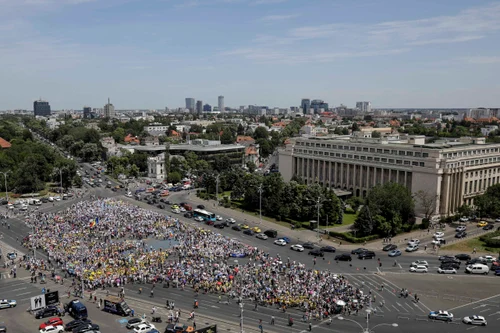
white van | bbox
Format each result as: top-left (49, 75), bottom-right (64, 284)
top-left (34, 199), bottom-right (42, 206)
top-left (465, 264), bottom-right (489, 275)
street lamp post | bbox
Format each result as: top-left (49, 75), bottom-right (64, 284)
top-left (239, 302), bottom-right (244, 333)
top-left (315, 196), bottom-right (322, 240)
top-left (257, 184), bottom-right (263, 225)
top-left (215, 175), bottom-right (220, 205)
top-left (0, 171), bottom-right (9, 201)
top-left (337, 311), bottom-right (398, 333)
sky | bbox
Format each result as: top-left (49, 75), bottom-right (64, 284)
top-left (1, 0), bottom-right (500, 110)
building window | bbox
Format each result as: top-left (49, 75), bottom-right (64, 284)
top-left (368, 156), bottom-right (373, 161)
top-left (370, 148), bottom-right (375, 152)
top-left (396, 160), bottom-right (402, 164)
top-left (404, 161), bottom-right (410, 165)
top-left (375, 157), bottom-right (380, 161)
top-left (389, 159), bottom-right (394, 163)
top-left (377, 149), bottom-right (382, 153)
top-left (415, 152), bottom-right (421, 157)
top-left (381, 158), bottom-right (387, 162)
top-left (423, 153), bottom-right (429, 157)
top-left (419, 162), bottom-right (424, 167)
top-left (412, 161), bottom-right (418, 166)
top-left (361, 156), bottom-right (366, 160)
top-left (399, 151), bottom-right (405, 156)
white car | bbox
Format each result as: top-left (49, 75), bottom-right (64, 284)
top-left (408, 239), bottom-right (420, 246)
top-left (125, 192), bottom-right (133, 197)
top-left (172, 209), bottom-right (180, 214)
top-left (179, 207), bottom-right (186, 212)
top-left (478, 255), bottom-right (497, 263)
top-left (48, 196), bottom-right (54, 202)
top-left (496, 217), bottom-right (500, 223)
top-left (256, 233), bottom-right (268, 240)
top-left (460, 217), bottom-right (469, 222)
top-left (406, 244), bottom-right (419, 252)
top-left (433, 232), bottom-right (444, 239)
top-left (194, 216), bottom-right (204, 222)
top-left (54, 196), bottom-right (61, 201)
top-left (291, 244), bottom-right (305, 252)
top-left (274, 239), bottom-right (287, 246)
top-left (437, 267), bottom-right (457, 274)
top-left (134, 324), bottom-right (156, 333)
top-left (40, 325), bottom-right (64, 333)
top-left (0, 299), bottom-right (16, 308)
top-left (431, 238), bottom-right (444, 245)
top-left (410, 260), bottom-right (429, 267)
top-left (463, 315), bottom-right (487, 326)
top-left (409, 265), bottom-right (428, 273)
top-left (456, 226), bottom-right (467, 232)
top-left (226, 218), bottom-right (236, 224)
top-left (429, 310), bottom-right (453, 322)
top-left (216, 215), bottom-right (223, 221)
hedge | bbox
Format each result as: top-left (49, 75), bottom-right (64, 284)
top-left (479, 230), bottom-right (500, 248)
top-left (328, 230), bottom-right (379, 244)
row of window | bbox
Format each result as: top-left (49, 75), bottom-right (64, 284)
top-left (465, 168), bottom-right (500, 179)
top-left (465, 177), bottom-right (499, 195)
top-left (444, 148), bottom-right (500, 159)
top-left (297, 141), bottom-right (429, 158)
top-left (447, 157), bottom-right (500, 169)
top-left (295, 149), bottom-right (426, 167)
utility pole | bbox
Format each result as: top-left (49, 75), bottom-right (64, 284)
top-left (257, 184), bottom-right (263, 225)
top-left (240, 302), bottom-right (244, 333)
top-left (316, 196), bottom-right (321, 240)
top-left (0, 171), bottom-right (9, 201)
top-left (215, 175), bottom-right (220, 205)
top-left (32, 226), bottom-right (36, 259)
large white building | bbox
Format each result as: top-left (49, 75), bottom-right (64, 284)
top-left (104, 98), bottom-right (115, 118)
top-left (279, 134), bottom-right (500, 216)
top-left (147, 153), bottom-right (166, 180)
top-left (356, 101), bottom-right (371, 113)
top-left (218, 96), bottom-right (224, 113)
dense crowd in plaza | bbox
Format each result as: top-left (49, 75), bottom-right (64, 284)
top-left (22, 198), bottom-right (371, 319)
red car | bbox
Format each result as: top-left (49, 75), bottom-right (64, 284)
top-left (39, 317), bottom-right (63, 330)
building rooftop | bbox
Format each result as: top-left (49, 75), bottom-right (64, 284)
top-left (131, 143), bottom-right (246, 153)
top-left (0, 137), bottom-right (11, 148)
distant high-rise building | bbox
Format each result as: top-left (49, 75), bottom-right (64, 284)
top-left (203, 104), bottom-right (212, 112)
top-left (196, 100), bottom-right (203, 114)
top-left (218, 96), bottom-right (224, 112)
top-left (185, 98), bottom-right (195, 112)
top-left (356, 101), bottom-right (371, 113)
top-left (301, 99), bottom-right (310, 114)
top-left (83, 106), bottom-right (91, 119)
top-left (104, 98), bottom-right (115, 118)
top-left (310, 99), bottom-right (329, 114)
top-left (33, 99), bottom-right (51, 117)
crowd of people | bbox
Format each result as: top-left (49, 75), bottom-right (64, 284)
top-left (22, 198), bottom-right (372, 320)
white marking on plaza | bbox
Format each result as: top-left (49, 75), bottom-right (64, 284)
top-left (448, 294), bottom-right (500, 311)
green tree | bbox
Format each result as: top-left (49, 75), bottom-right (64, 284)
top-left (371, 131), bottom-right (381, 138)
top-left (220, 130), bottom-right (235, 144)
top-left (246, 161), bottom-right (256, 173)
top-left (253, 127), bottom-right (269, 140)
top-left (81, 143), bottom-right (99, 162)
top-left (168, 171), bottom-right (182, 184)
top-left (112, 128), bottom-right (126, 143)
top-left (237, 124), bottom-right (245, 136)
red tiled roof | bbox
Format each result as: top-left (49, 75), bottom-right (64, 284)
top-left (0, 137), bottom-right (11, 148)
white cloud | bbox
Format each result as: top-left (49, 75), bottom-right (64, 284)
top-left (260, 14), bottom-right (298, 22)
top-left (406, 35), bottom-right (484, 46)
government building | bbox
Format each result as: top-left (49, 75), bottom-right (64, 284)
top-left (279, 133), bottom-right (500, 216)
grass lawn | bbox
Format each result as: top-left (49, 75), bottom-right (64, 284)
top-left (442, 237), bottom-right (491, 253)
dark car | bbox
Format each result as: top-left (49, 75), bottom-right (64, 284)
top-left (351, 248), bottom-right (369, 255)
top-left (65, 319), bottom-right (92, 331)
top-left (302, 242), bottom-right (315, 249)
top-left (214, 223), bottom-right (225, 229)
top-left (308, 249), bottom-right (324, 257)
top-left (197, 205), bottom-right (205, 209)
top-left (440, 262), bottom-right (460, 270)
top-left (358, 251), bottom-right (375, 260)
top-left (382, 244), bottom-right (397, 251)
top-left (455, 253), bottom-right (471, 261)
top-left (35, 306), bottom-right (61, 319)
top-left (263, 230), bottom-right (278, 238)
top-left (157, 204), bottom-right (165, 209)
top-left (334, 254), bottom-right (352, 261)
top-left (73, 324), bottom-right (100, 333)
top-left (467, 258), bottom-right (488, 265)
top-left (455, 231), bottom-right (467, 238)
top-left (232, 225), bottom-right (242, 231)
top-left (160, 199), bottom-right (171, 204)
top-left (439, 255), bottom-right (455, 261)
top-left (243, 229), bottom-right (255, 236)
top-left (41, 197), bottom-right (49, 203)
top-left (184, 212), bottom-right (193, 218)
top-left (442, 257), bottom-right (461, 265)
top-left (483, 224), bottom-right (494, 230)
top-left (0, 325), bottom-right (6, 333)
top-left (320, 246), bottom-right (336, 253)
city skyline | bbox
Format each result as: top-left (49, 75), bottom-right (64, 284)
top-left (1, 0), bottom-right (500, 109)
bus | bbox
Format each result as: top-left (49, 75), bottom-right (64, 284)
top-left (193, 209), bottom-right (216, 222)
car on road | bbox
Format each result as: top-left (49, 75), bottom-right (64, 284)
top-left (40, 317), bottom-right (64, 330)
top-left (242, 229), bottom-right (255, 236)
top-left (465, 263), bottom-right (490, 274)
top-left (433, 232), bottom-right (444, 238)
top-left (214, 223), bottom-right (225, 229)
top-left (483, 224), bottom-right (494, 230)
top-left (274, 239), bottom-right (287, 246)
top-left (251, 227), bottom-right (262, 233)
top-left (65, 319), bottom-right (92, 331)
top-left (411, 260), bottom-right (429, 267)
top-left (238, 224), bottom-right (249, 229)
top-left (171, 209), bottom-right (180, 214)
top-left (256, 233), bottom-right (268, 240)
top-left (335, 254), bottom-right (352, 261)
top-left (134, 324), bottom-right (156, 333)
top-left (216, 215), bottom-right (223, 221)
top-left (456, 226), bottom-right (467, 232)
top-left (232, 225), bottom-right (241, 231)
top-left (455, 231), bottom-right (467, 238)
top-left (197, 205), bottom-right (205, 209)
top-left (308, 249), bottom-right (324, 257)
top-left (320, 246), bottom-right (336, 253)
top-left (157, 204), bottom-right (165, 209)
top-left (280, 237), bottom-right (291, 243)
top-left (263, 230), bottom-right (277, 238)
top-left (291, 244), bottom-right (304, 252)
top-left (409, 265), bottom-right (428, 273)
top-left (351, 248), bottom-right (368, 255)
top-left (479, 255), bottom-right (497, 263)
top-left (6, 253), bottom-right (17, 260)
top-left (462, 315), bottom-right (487, 326)
top-left (358, 251), bottom-right (375, 260)
top-left (439, 255), bottom-right (455, 261)
top-left (477, 221), bottom-right (488, 227)
top-left (40, 325), bottom-right (64, 333)
top-left (467, 258), bottom-right (488, 265)
top-left (407, 239), bottom-right (420, 246)
top-left (459, 217), bottom-right (469, 222)
top-left (440, 262), bottom-right (460, 270)
top-left (72, 323), bottom-right (100, 333)
top-left (382, 244), bottom-right (397, 251)
top-left (302, 242), bottom-right (315, 249)
top-left (405, 244), bottom-right (419, 252)
top-left (184, 212), bottom-right (193, 218)
top-left (226, 218), bottom-right (236, 224)
top-left (428, 310), bottom-right (453, 322)
top-left (437, 267), bottom-right (457, 274)
top-left (388, 250), bottom-right (401, 257)
top-left (455, 254), bottom-right (471, 261)
top-left (194, 216), bottom-right (204, 222)
top-left (0, 299), bottom-right (16, 309)
top-left (36, 306), bottom-right (62, 319)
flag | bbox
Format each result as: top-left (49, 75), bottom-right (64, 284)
top-left (89, 219), bottom-right (96, 228)
top-left (95, 217), bottom-right (99, 225)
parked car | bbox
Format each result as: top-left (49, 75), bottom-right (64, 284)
top-left (291, 244), bottom-right (304, 252)
top-left (36, 306), bottom-right (62, 319)
top-left (388, 250), bottom-right (402, 257)
top-left (406, 244), bottom-right (419, 252)
top-left (302, 242), bottom-right (315, 249)
top-left (308, 249), bottom-right (324, 257)
top-left (462, 315), bottom-right (487, 326)
top-left (334, 254), bottom-right (352, 261)
top-left (437, 267), bottom-right (457, 274)
top-left (320, 246), bottom-right (336, 253)
top-left (410, 260), bottom-right (429, 267)
top-left (256, 233), bottom-right (268, 240)
top-left (351, 248), bottom-right (368, 255)
top-left (410, 265), bottom-right (428, 273)
top-left (197, 205), bottom-right (205, 209)
top-left (455, 253), bottom-right (471, 261)
top-left (428, 310), bottom-right (453, 322)
top-left (358, 251), bottom-right (375, 260)
top-left (483, 224), bottom-right (494, 230)
top-left (456, 226), bottom-right (467, 232)
top-left (273, 239), bottom-right (286, 246)
top-left (242, 229), bottom-right (255, 236)
top-left (382, 244), bottom-right (397, 251)
top-left (455, 231), bottom-right (467, 238)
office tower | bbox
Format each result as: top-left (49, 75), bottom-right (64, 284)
top-left (196, 100), bottom-right (203, 114)
top-left (185, 98), bottom-right (195, 112)
top-left (83, 106), bottom-right (91, 119)
top-left (218, 95), bottom-right (224, 112)
top-left (310, 99), bottom-right (329, 114)
top-left (301, 99), bottom-right (310, 114)
top-left (203, 104), bottom-right (212, 112)
top-left (356, 101), bottom-right (371, 113)
top-left (33, 99), bottom-right (51, 116)
top-left (104, 98), bottom-right (115, 118)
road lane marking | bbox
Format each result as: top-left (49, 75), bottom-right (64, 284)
top-left (17, 291), bottom-right (32, 296)
top-left (448, 294), bottom-right (500, 311)
top-left (11, 287), bottom-right (26, 292)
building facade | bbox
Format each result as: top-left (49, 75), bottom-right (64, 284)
top-left (356, 101), bottom-right (372, 113)
top-left (310, 100), bottom-right (329, 114)
top-left (104, 98), bottom-right (115, 118)
top-left (203, 104), bottom-right (212, 112)
top-left (279, 135), bottom-right (500, 216)
top-left (301, 99), bottom-right (311, 114)
top-left (218, 96), bottom-right (224, 113)
top-left (196, 100), bottom-right (203, 114)
top-left (83, 106), bottom-right (92, 119)
top-left (34, 99), bottom-right (51, 116)
top-left (185, 98), bottom-right (195, 112)
top-left (147, 153), bottom-right (166, 180)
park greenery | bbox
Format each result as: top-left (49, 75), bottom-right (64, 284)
top-left (0, 117), bottom-right (78, 194)
top-left (474, 184), bottom-right (500, 218)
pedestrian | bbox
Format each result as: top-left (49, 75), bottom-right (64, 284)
top-left (473, 247), bottom-right (477, 254)
top-left (270, 316), bottom-right (275, 325)
top-left (308, 322), bottom-right (312, 331)
top-left (193, 321), bottom-right (196, 329)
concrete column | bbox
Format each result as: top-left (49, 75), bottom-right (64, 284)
top-left (441, 173), bottom-right (451, 215)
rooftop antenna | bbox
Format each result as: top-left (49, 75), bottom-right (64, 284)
top-left (108, 97), bottom-right (110, 105)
